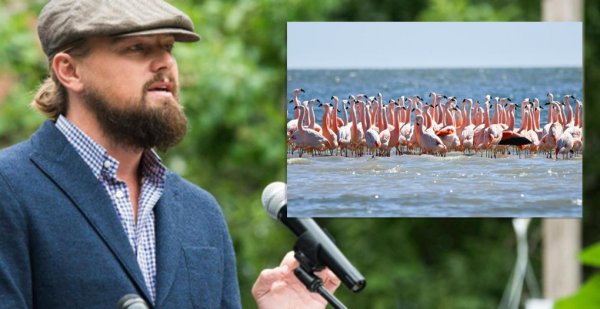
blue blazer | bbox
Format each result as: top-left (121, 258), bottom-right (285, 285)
top-left (0, 121), bottom-right (241, 308)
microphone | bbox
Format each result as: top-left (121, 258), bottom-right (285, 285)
top-left (117, 294), bottom-right (148, 309)
top-left (261, 182), bottom-right (366, 293)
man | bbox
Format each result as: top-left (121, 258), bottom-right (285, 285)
top-left (0, 0), bottom-right (339, 308)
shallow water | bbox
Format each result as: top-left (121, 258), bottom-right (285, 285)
top-left (287, 152), bottom-right (582, 217)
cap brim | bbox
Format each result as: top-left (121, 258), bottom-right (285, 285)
top-left (115, 28), bottom-right (200, 42)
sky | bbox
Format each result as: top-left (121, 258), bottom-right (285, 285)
top-left (287, 22), bottom-right (582, 69)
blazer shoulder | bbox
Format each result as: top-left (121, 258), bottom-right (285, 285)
top-left (0, 120), bottom-right (59, 174)
top-left (0, 140), bottom-right (35, 176)
top-left (166, 172), bottom-right (217, 202)
top-left (165, 172), bottom-right (225, 216)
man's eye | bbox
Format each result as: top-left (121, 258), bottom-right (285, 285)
top-left (128, 44), bottom-right (144, 52)
top-left (164, 44), bottom-right (174, 52)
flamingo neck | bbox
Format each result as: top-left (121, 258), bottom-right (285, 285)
top-left (322, 108), bottom-right (330, 131)
top-left (507, 108), bottom-right (515, 131)
top-left (484, 104), bottom-right (491, 127)
top-left (425, 110), bottom-right (434, 130)
top-left (492, 103), bottom-right (499, 124)
top-left (567, 102), bottom-right (574, 125)
top-left (382, 107), bottom-right (389, 129)
top-left (574, 101), bottom-right (580, 128)
top-left (404, 102), bottom-right (411, 124)
top-left (466, 102), bottom-right (473, 126)
top-left (445, 106), bottom-right (454, 127)
top-left (332, 99), bottom-right (339, 127)
top-left (519, 110), bottom-right (528, 132)
top-left (297, 107), bottom-right (305, 132)
top-left (350, 103), bottom-right (358, 133)
top-left (364, 105), bottom-right (372, 130)
top-left (308, 104), bottom-right (316, 128)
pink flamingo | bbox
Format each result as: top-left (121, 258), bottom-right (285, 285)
top-left (289, 105), bottom-right (328, 157)
top-left (287, 88), bottom-right (305, 141)
top-left (349, 100), bottom-right (365, 156)
top-left (320, 103), bottom-right (338, 154)
top-left (388, 105), bottom-right (403, 155)
top-left (378, 105), bottom-right (392, 156)
top-left (460, 99), bottom-right (475, 153)
top-left (306, 99), bottom-right (323, 133)
top-left (363, 103), bottom-right (381, 157)
top-left (415, 115), bottom-right (446, 156)
top-left (336, 99), bottom-right (352, 157)
top-left (436, 99), bottom-right (460, 151)
top-left (331, 96), bottom-right (344, 133)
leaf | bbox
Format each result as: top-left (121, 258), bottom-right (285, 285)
top-left (555, 273), bottom-right (600, 309)
top-left (580, 243), bottom-right (600, 268)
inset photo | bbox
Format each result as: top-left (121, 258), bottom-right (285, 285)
top-left (286, 22), bottom-right (582, 217)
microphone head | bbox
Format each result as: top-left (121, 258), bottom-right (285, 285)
top-left (117, 294), bottom-right (148, 309)
top-left (261, 182), bottom-right (287, 219)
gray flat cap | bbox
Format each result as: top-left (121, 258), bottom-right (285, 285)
top-left (38, 0), bottom-right (200, 57)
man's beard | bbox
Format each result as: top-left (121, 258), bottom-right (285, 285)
top-left (81, 74), bottom-right (188, 151)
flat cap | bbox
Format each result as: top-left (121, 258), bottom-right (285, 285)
top-left (38, 0), bottom-right (200, 57)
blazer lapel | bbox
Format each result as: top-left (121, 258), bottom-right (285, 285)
top-left (154, 182), bottom-right (183, 308)
top-left (28, 121), bottom-right (152, 302)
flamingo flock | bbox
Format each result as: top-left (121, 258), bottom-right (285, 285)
top-left (287, 89), bottom-right (583, 159)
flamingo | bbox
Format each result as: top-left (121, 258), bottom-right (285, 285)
top-left (555, 130), bottom-right (574, 159)
top-left (388, 105), bottom-right (404, 155)
top-left (349, 99), bottom-right (365, 156)
top-left (378, 105), bottom-right (392, 156)
top-left (521, 107), bottom-right (540, 153)
top-left (539, 101), bottom-right (563, 157)
top-left (498, 101), bottom-right (532, 151)
top-left (289, 105), bottom-right (328, 157)
top-left (436, 99), bottom-right (460, 151)
top-left (287, 88), bottom-right (305, 142)
top-left (562, 95), bottom-right (582, 152)
top-left (363, 103), bottom-right (381, 157)
top-left (337, 100), bottom-right (352, 157)
top-left (415, 115), bottom-right (447, 156)
top-left (331, 96), bottom-right (344, 133)
top-left (320, 103), bottom-right (338, 154)
top-left (306, 99), bottom-right (322, 133)
top-left (399, 98), bottom-right (414, 152)
top-left (460, 99), bottom-right (475, 153)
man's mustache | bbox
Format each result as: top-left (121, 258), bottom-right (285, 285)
top-left (143, 73), bottom-right (178, 97)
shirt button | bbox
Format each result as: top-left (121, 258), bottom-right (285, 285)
top-left (104, 160), bottom-right (112, 168)
top-left (116, 190), bottom-right (125, 198)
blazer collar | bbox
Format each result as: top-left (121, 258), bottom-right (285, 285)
top-left (28, 120), bottom-right (152, 302)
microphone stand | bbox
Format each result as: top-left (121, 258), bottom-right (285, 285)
top-left (293, 229), bottom-right (348, 309)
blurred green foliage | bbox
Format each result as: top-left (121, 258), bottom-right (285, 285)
top-left (3, 0), bottom-right (596, 308)
top-left (556, 244), bottom-right (600, 308)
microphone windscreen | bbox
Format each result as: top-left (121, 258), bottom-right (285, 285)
top-left (117, 294), bottom-right (148, 309)
top-left (261, 182), bottom-right (287, 219)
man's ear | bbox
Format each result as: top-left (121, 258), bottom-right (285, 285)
top-left (52, 52), bottom-right (84, 93)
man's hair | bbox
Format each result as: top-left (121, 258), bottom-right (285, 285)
top-left (31, 41), bottom-right (91, 120)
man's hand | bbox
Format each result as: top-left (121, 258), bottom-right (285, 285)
top-left (252, 251), bottom-right (341, 309)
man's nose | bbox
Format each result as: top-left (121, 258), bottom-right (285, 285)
top-left (150, 48), bottom-right (175, 72)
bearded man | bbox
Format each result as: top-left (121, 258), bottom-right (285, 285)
top-left (0, 0), bottom-right (338, 308)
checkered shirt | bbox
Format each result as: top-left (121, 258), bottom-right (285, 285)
top-left (55, 115), bottom-right (165, 304)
